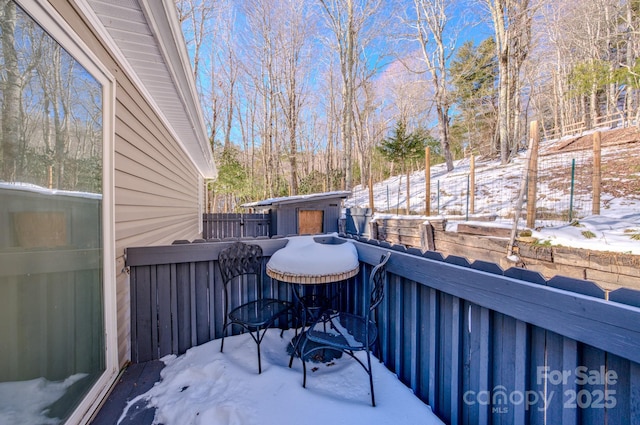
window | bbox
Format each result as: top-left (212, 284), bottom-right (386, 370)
top-left (0, 1), bottom-right (113, 423)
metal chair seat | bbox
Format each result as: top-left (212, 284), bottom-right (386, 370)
top-left (305, 311), bottom-right (377, 351)
top-left (228, 298), bottom-right (292, 327)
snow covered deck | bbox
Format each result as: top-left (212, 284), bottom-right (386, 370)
top-left (107, 235), bottom-right (640, 425)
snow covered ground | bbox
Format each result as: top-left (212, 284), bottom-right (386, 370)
top-left (346, 137), bottom-right (640, 255)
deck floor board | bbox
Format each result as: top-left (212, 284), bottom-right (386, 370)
top-left (90, 361), bottom-right (164, 425)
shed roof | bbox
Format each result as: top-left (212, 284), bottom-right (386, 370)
top-left (81, 0), bottom-right (217, 179)
top-left (242, 191), bottom-right (351, 208)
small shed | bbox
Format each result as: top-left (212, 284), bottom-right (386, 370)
top-left (242, 191), bottom-right (350, 236)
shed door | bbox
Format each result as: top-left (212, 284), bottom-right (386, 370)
top-left (298, 210), bottom-right (323, 234)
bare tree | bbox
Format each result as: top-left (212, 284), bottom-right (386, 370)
top-left (482, 0), bottom-right (534, 163)
top-left (175, 0), bottom-right (221, 145)
top-left (242, 0), bottom-right (283, 197)
top-left (318, 0), bottom-right (385, 190)
top-left (175, 0), bottom-right (216, 79)
top-left (537, 0), bottom-right (632, 135)
top-left (409, 0), bottom-right (456, 171)
top-left (273, 0), bottom-right (315, 195)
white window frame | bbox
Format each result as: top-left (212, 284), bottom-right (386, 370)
top-left (13, 1), bottom-right (118, 423)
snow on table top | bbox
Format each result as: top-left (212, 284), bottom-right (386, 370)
top-left (266, 235), bottom-right (359, 280)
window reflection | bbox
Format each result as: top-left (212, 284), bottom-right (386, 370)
top-left (0, 1), bottom-right (105, 423)
top-left (0, 0), bottom-right (102, 192)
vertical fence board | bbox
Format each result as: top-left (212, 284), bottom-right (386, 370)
top-left (207, 261), bottom-right (216, 341)
top-left (513, 321), bottom-right (529, 424)
top-left (491, 313), bottom-right (511, 424)
top-left (462, 303), bottom-right (491, 425)
top-left (408, 281), bottom-right (419, 391)
top-left (378, 267), bottom-right (391, 365)
top-left (194, 261), bottom-right (210, 345)
top-left (175, 263), bottom-right (192, 354)
top-left (390, 273), bottom-right (403, 375)
top-left (528, 327), bottom-right (547, 425)
top-left (438, 293), bottom-right (462, 424)
top-left (132, 266), bottom-right (152, 363)
top-left (545, 332), bottom-right (579, 424)
top-left (395, 274), bottom-right (404, 376)
top-left (631, 362), bottom-right (640, 425)
top-left (399, 280), bottom-right (414, 385)
top-left (189, 263), bottom-right (197, 348)
top-left (580, 345), bottom-right (606, 424)
top-left (561, 338), bottom-right (580, 425)
top-left (169, 265), bottom-right (179, 355)
top-left (427, 287), bottom-right (439, 409)
top-left (437, 292), bottom-right (451, 422)
top-left (129, 268), bottom-right (138, 363)
top-left (416, 286), bottom-right (430, 402)
top-left (606, 354), bottom-right (630, 424)
top-left (212, 261), bottom-right (224, 339)
top-left (156, 264), bottom-right (172, 359)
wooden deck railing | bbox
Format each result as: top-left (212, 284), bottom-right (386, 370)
top-left (125, 236), bottom-right (640, 425)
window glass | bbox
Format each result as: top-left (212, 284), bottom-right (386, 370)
top-left (0, 2), bottom-right (104, 423)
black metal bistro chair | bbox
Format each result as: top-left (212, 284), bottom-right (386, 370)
top-left (219, 241), bottom-right (292, 374)
top-left (299, 251), bottom-right (391, 406)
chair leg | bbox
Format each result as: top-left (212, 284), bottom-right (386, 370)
top-left (300, 338), bottom-right (309, 388)
top-left (367, 350), bottom-right (375, 407)
top-left (288, 331), bottom-right (303, 368)
top-left (256, 336), bottom-right (262, 374)
top-left (288, 336), bottom-right (297, 368)
top-left (288, 309), bottom-right (305, 368)
top-left (220, 322), bottom-right (227, 353)
top-left (302, 359), bottom-right (307, 388)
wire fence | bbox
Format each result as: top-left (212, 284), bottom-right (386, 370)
top-left (536, 149), bottom-right (594, 223)
top-left (349, 132), bottom-right (639, 228)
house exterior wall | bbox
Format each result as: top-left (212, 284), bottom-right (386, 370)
top-left (51, 1), bottom-right (203, 367)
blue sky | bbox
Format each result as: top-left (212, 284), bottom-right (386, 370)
top-left (180, 0), bottom-right (496, 146)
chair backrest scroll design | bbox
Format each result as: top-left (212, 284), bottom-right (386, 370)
top-left (370, 252), bottom-right (391, 312)
top-left (218, 241), bottom-right (263, 284)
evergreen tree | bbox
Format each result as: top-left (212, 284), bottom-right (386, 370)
top-left (569, 59), bottom-right (611, 98)
top-left (212, 146), bottom-right (251, 211)
top-left (377, 121), bottom-right (427, 174)
top-left (449, 38), bottom-right (498, 156)
top-left (377, 121), bottom-right (430, 213)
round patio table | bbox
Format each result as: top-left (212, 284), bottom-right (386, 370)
top-left (266, 235), bottom-right (360, 363)
top-left (266, 235), bottom-right (359, 320)
top-left (266, 262), bottom-right (359, 285)
top-left (266, 235), bottom-right (359, 280)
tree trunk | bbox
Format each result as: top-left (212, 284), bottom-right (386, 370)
top-left (498, 56), bottom-right (510, 164)
top-left (413, 0), bottom-right (454, 172)
top-left (1, 0), bottom-right (20, 181)
top-left (343, 0), bottom-right (355, 190)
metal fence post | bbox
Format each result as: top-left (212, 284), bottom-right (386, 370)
top-left (569, 158), bottom-right (576, 222)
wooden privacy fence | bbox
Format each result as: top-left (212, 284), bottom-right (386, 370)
top-left (202, 213), bottom-right (271, 239)
top-left (126, 236), bottom-right (640, 425)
